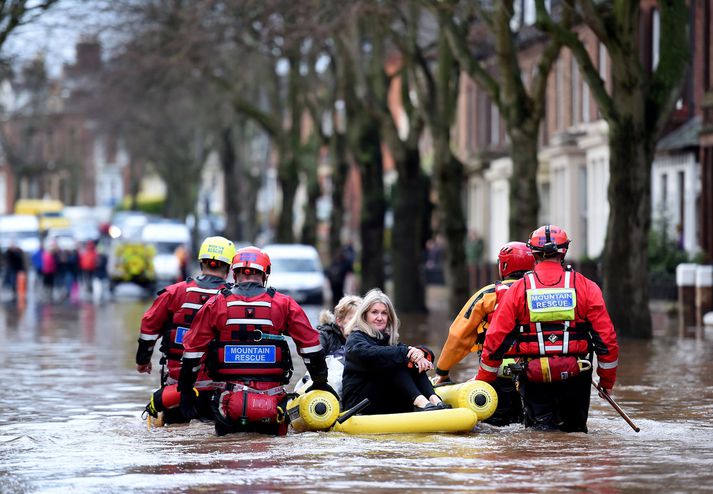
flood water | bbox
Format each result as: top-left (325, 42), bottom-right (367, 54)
top-left (1, 284), bottom-right (713, 493)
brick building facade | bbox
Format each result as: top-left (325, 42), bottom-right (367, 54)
top-left (454, 0), bottom-right (708, 262)
top-left (0, 40), bottom-right (128, 214)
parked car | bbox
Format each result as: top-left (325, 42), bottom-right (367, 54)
top-left (262, 244), bottom-right (327, 305)
top-left (0, 214), bottom-right (41, 254)
top-left (141, 221), bottom-right (191, 284)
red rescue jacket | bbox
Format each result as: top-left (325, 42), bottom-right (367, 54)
top-left (476, 261), bottom-right (619, 388)
top-left (182, 282), bottom-right (323, 387)
top-left (139, 275), bottom-right (227, 387)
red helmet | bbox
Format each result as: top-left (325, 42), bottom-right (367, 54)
top-left (232, 247), bottom-right (271, 276)
top-left (498, 241), bottom-right (535, 278)
top-left (527, 224), bottom-right (570, 257)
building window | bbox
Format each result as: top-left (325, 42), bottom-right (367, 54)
top-left (490, 102), bottom-right (500, 146)
top-left (522, 0), bottom-right (550, 26)
top-left (572, 57), bottom-right (581, 125)
top-left (582, 79), bottom-right (590, 122)
top-left (598, 42), bottom-right (607, 81)
top-left (597, 43), bottom-right (607, 118)
top-left (538, 181), bottom-right (550, 225)
top-left (556, 59), bottom-right (564, 130)
top-left (579, 165), bottom-right (588, 251)
top-left (478, 92), bottom-right (489, 148)
top-left (523, 0), bottom-right (536, 25)
top-left (467, 84), bottom-right (477, 154)
top-left (677, 170), bottom-right (685, 246)
top-left (511, 0), bottom-right (522, 31)
top-left (652, 9), bottom-right (660, 70)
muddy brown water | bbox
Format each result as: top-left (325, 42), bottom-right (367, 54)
top-left (1, 286), bottom-right (712, 493)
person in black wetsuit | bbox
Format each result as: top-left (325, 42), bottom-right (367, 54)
top-left (341, 288), bottom-right (449, 414)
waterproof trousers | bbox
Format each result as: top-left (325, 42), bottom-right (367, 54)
top-left (520, 369), bottom-right (592, 433)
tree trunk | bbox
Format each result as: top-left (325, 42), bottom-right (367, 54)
top-left (391, 145), bottom-right (427, 313)
top-left (433, 134), bottom-right (468, 317)
top-left (508, 129), bottom-right (541, 241)
top-left (301, 169), bottom-right (321, 245)
top-left (602, 120), bottom-right (653, 338)
top-left (220, 126), bottom-right (243, 241)
top-left (163, 158), bottom-right (199, 219)
top-left (354, 117), bottom-right (385, 293)
top-left (329, 130), bottom-right (349, 257)
top-left (243, 170), bottom-right (261, 243)
top-left (129, 159), bottom-right (140, 211)
top-left (276, 142), bottom-right (298, 243)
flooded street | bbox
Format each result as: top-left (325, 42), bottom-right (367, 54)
top-left (2, 286), bottom-right (713, 493)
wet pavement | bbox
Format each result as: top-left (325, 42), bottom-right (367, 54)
top-left (1, 283), bottom-right (713, 493)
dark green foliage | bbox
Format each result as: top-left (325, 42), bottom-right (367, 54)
top-left (648, 220), bottom-right (688, 274)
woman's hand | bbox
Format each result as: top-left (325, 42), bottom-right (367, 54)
top-left (407, 346), bottom-right (425, 362)
top-left (415, 357), bottom-right (433, 373)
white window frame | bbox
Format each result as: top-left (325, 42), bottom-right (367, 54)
top-left (572, 57), bottom-right (581, 125)
top-left (652, 9), bottom-right (660, 70)
top-left (490, 102), bottom-right (500, 146)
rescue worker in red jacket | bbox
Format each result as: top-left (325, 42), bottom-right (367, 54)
top-left (476, 225), bottom-right (619, 432)
top-left (433, 241), bottom-right (535, 425)
top-left (177, 246), bottom-right (335, 436)
top-left (136, 236), bottom-right (236, 423)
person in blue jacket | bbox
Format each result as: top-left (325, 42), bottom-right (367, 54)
top-left (341, 288), bottom-right (449, 414)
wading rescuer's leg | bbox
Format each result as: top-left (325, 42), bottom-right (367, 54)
top-left (520, 379), bottom-right (559, 430)
top-left (555, 371), bottom-right (592, 433)
top-left (485, 378), bottom-right (524, 426)
top-left (521, 371), bottom-right (592, 432)
top-left (177, 357), bottom-right (201, 420)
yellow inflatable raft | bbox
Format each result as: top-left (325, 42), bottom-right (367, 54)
top-left (286, 391), bottom-right (479, 435)
top-left (435, 381), bottom-right (498, 421)
top-left (332, 407), bottom-right (478, 435)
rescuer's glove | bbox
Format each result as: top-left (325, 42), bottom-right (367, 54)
top-left (179, 388), bottom-right (198, 420)
top-left (305, 381), bottom-right (339, 400)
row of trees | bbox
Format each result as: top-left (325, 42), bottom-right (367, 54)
top-left (5, 1), bottom-right (687, 338)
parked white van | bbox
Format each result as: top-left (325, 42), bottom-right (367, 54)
top-left (0, 214), bottom-right (41, 254)
top-left (141, 221), bottom-right (191, 284)
top-left (262, 244), bottom-right (327, 305)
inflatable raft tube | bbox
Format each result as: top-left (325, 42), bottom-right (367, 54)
top-left (435, 381), bottom-right (498, 421)
top-left (286, 391), bottom-right (478, 434)
top-left (287, 390), bottom-right (341, 433)
top-left (332, 407), bottom-right (478, 435)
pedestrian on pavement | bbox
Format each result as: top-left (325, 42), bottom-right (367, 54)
top-left (2, 240), bottom-right (26, 301)
top-left (79, 240), bottom-right (98, 295)
top-left (41, 242), bottom-right (58, 301)
top-left (327, 246), bottom-right (354, 303)
top-left (476, 225), bottom-right (619, 432)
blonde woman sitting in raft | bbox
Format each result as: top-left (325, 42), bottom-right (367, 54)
top-left (341, 289), bottom-right (450, 413)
